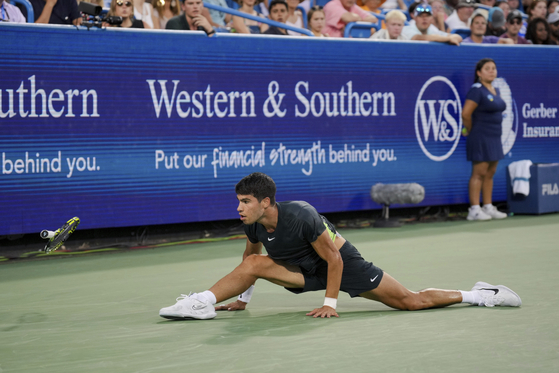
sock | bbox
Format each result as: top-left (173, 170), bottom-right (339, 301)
top-left (470, 205), bottom-right (480, 211)
top-left (196, 290), bottom-right (217, 305)
top-left (483, 204), bottom-right (493, 209)
top-left (459, 290), bottom-right (481, 305)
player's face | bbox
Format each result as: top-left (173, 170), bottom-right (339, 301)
top-left (237, 194), bottom-right (267, 224)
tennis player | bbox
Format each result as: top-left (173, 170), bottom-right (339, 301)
top-left (159, 172), bottom-right (521, 320)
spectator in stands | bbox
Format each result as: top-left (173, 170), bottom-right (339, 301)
top-left (508, 0), bottom-right (520, 9)
top-left (499, 8), bottom-right (531, 42)
top-left (528, 0), bottom-right (547, 20)
top-left (0, 0), bottom-right (26, 22)
top-left (443, 0), bottom-right (459, 16)
top-left (446, 0), bottom-right (475, 31)
top-left (549, 0), bottom-right (559, 14)
top-left (133, 0), bottom-right (154, 28)
top-left (526, 16), bottom-right (557, 43)
top-left (370, 9), bottom-right (408, 39)
top-left (30, 0), bottom-right (81, 25)
top-left (152, 0), bottom-right (182, 29)
top-left (479, 0), bottom-right (496, 7)
top-left (486, 6), bottom-right (506, 35)
top-left (78, 0), bottom-right (104, 7)
top-left (106, 0), bottom-right (144, 27)
top-left (402, 3), bottom-right (463, 44)
top-left (323, 0), bottom-right (378, 37)
top-left (430, 0), bottom-right (449, 32)
top-left (166, 0), bottom-right (216, 35)
top-left (379, 0), bottom-right (406, 11)
top-left (462, 8), bottom-right (513, 41)
top-left (496, 0), bottom-right (510, 19)
top-left (233, 0), bottom-right (268, 33)
top-left (308, 5), bottom-right (328, 36)
top-left (361, 0), bottom-right (381, 14)
top-left (204, 0), bottom-right (232, 28)
top-left (285, 0), bottom-right (304, 35)
top-left (263, 0), bottom-right (289, 34)
top-left (548, 8), bottom-right (559, 42)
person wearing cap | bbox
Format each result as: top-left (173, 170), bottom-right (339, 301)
top-left (402, 3), bottom-right (463, 44)
top-left (446, 0), bottom-right (475, 30)
top-left (486, 6), bottom-right (507, 35)
top-left (499, 9), bottom-right (531, 43)
top-left (548, 8), bottom-right (559, 43)
top-left (463, 9), bottom-right (513, 42)
top-left (323, 0), bottom-right (378, 37)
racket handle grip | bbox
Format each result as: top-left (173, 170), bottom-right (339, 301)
top-left (40, 230), bottom-right (55, 239)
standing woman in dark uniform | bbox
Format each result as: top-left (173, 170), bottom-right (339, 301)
top-left (462, 58), bottom-right (508, 221)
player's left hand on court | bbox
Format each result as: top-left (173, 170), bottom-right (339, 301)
top-left (306, 306), bottom-right (339, 318)
top-left (215, 300), bottom-right (247, 311)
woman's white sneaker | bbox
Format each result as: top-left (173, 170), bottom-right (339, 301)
top-left (482, 205), bottom-right (507, 219)
top-left (467, 206), bottom-right (492, 221)
top-left (159, 293), bottom-right (217, 320)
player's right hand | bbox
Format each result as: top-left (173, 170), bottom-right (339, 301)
top-left (215, 300), bottom-right (247, 311)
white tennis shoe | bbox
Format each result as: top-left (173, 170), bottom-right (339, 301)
top-left (159, 293), bottom-right (217, 320)
top-left (471, 281), bottom-right (522, 307)
top-left (467, 207), bottom-right (492, 221)
top-left (482, 205), bottom-right (508, 219)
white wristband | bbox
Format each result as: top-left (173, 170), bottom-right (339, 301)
top-left (323, 297), bottom-right (337, 310)
top-left (238, 285), bottom-right (255, 303)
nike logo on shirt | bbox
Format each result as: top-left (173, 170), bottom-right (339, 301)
top-left (268, 237), bottom-right (276, 241)
top-left (370, 275), bottom-right (379, 283)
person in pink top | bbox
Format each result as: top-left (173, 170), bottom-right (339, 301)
top-left (323, 0), bottom-right (378, 37)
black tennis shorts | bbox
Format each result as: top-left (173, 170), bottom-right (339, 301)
top-left (285, 240), bottom-right (384, 298)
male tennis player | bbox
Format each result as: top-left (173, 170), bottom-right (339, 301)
top-left (159, 172), bottom-right (521, 320)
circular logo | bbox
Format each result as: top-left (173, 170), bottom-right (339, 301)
top-left (414, 76), bottom-right (463, 162)
top-left (492, 77), bottom-right (518, 155)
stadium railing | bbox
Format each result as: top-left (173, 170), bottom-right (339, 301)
top-left (203, 1), bottom-right (314, 36)
top-left (344, 21), bottom-right (380, 38)
top-left (10, 0), bottom-right (34, 22)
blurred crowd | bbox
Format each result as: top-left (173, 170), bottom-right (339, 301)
top-left (2, 0), bottom-right (558, 44)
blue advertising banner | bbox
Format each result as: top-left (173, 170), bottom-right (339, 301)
top-left (1, 24), bottom-right (558, 235)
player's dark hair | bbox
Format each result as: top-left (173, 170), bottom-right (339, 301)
top-left (474, 58), bottom-right (496, 83)
top-left (235, 172), bottom-right (276, 205)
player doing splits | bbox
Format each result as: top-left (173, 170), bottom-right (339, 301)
top-left (159, 172), bottom-right (521, 320)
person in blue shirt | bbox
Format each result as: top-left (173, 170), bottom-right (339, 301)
top-left (462, 58), bottom-right (509, 221)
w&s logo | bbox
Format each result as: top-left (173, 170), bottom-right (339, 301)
top-left (414, 76), bottom-right (462, 162)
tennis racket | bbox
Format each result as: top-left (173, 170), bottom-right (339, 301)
top-left (40, 217), bottom-right (80, 253)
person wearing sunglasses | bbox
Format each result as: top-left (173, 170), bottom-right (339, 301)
top-left (499, 9), bottom-right (531, 42)
top-left (0, 0), bottom-right (26, 23)
top-left (106, 0), bottom-right (144, 28)
top-left (401, 3), bottom-right (462, 44)
top-left (323, 0), bottom-right (378, 38)
top-left (30, 0), bottom-right (82, 25)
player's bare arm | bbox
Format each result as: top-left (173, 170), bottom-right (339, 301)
top-left (306, 230), bottom-right (344, 318)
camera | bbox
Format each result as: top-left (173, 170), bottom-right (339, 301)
top-left (79, 2), bottom-right (123, 28)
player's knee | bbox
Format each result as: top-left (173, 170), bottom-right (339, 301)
top-left (240, 254), bottom-right (271, 277)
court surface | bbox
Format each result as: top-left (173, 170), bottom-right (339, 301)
top-left (1, 214), bottom-right (558, 373)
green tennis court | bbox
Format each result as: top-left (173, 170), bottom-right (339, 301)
top-left (1, 214), bottom-right (558, 373)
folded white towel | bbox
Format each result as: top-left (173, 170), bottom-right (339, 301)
top-left (508, 160), bottom-right (533, 196)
